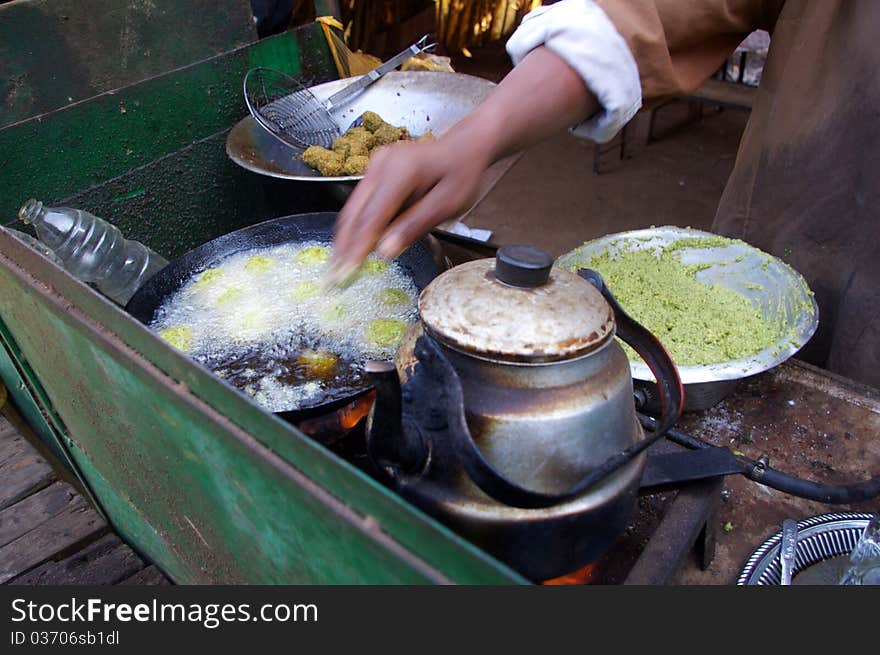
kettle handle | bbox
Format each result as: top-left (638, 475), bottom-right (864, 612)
top-left (576, 268), bottom-right (684, 436)
top-left (435, 270), bottom-right (684, 510)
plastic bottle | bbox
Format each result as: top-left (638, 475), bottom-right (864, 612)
top-left (17, 199), bottom-right (169, 306)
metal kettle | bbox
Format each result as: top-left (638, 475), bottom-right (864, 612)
top-left (365, 245), bottom-right (683, 581)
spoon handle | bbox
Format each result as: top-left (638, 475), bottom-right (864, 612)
top-left (780, 519), bottom-right (798, 585)
top-left (324, 35), bottom-right (436, 110)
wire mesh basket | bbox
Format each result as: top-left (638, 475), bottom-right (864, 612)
top-left (243, 67), bottom-right (341, 149)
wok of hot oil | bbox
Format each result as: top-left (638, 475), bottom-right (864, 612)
top-left (150, 241), bottom-right (418, 413)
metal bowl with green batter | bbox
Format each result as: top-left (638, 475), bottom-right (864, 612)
top-left (557, 226), bottom-right (819, 411)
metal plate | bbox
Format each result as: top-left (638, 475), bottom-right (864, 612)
top-left (226, 70), bottom-right (496, 183)
top-left (556, 227), bottom-right (819, 388)
top-left (737, 513), bottom-right (873, 585)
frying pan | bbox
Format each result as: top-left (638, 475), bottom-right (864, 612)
top-left (125, 212), bottom-right (442, 425)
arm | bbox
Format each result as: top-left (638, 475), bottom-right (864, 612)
top-left (329, 0), bottom-right (781, 280)
top-left (329, 46), bottom-right (598, 281)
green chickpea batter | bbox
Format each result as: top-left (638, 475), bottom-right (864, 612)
top-left (561, 238), bottom-right (784, 366)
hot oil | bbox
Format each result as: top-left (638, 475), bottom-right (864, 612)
top-left (151, 241), bottom-right (419, 413)
top-left (202, 333), bottom-right (368, 413)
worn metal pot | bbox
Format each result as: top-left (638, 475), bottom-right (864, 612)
top-left (365, 246), bottom-right (683, 581)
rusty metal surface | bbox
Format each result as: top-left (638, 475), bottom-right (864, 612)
top-left (671, 361), bottom-right (880, 584)
top-left (624, 477), bottom-right (722, 585)
top-left (584, 361), bottom-right (879, 585)
top-left (374, 333), bottom-right (646, 581)
top-left (0, 319), bottom-right (64, 464)
top-left (438, 341), bottom-right (640, 493)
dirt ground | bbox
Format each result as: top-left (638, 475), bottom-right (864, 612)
top-left (451, 43), bottom-right (746, 255)
top-left (463, 105), bottom-right (744, 255)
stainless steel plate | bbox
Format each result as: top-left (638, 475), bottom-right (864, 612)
top-left (737, 513), bottom-right (873, 585)
top-left (226, 70), bottom-right (496, 183)
top-left (556, 227), bottom-right (819, 408)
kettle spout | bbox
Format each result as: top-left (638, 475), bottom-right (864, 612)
top-left (365, 361), bottom-right (427, 476)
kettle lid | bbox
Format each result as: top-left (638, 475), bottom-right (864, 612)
top-left (419, 245), bottom-right (615, 362)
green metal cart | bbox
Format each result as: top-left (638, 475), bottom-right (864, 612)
top-left (0, 0), bottom-right (525, 584)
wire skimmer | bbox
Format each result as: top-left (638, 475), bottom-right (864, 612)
top-left (243, 35), bottom-right (436, 150)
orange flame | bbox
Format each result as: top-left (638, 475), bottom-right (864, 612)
top-left (340, 391), bottom-right (376, 429)
top-left (542, 562), bottom-right (599, 586)
top-left (296, 391), bottom-right (376, 438)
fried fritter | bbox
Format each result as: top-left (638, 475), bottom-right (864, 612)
top-left (192, 268), bottom-right (222, 290)
top-left (343, 155), bottom-right (370, 176)
top-left (373, 123), bottom-right (407, 145)
top-left (158, 326), bottom-right (193, 352)
top-left (361, 111), bottom-right (386, 133)
top-left (244, 255), bottom-right (275, 272)
top-left (379, 287), bottom-right (409, 306)
top-left (301, 146), bottom-right (345, 176)
top-left (332, 135), bottom-right (369, 159)
top-left (347, 125), bottom-right (374, 140)
top-left (297, 350), bottom-right (338, 379)
top-left (293, 245), bottom-right (331, 265)
top-left (366, 319), bottom-right (407, 348)
top-left (303, 113), bottom-right (410, 176)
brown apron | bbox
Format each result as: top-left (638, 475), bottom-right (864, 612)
top-left (599, 0), bottom-right (880, 386)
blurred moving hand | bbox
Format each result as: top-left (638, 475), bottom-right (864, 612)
top-left (328, 47), bottom-right (598, 283)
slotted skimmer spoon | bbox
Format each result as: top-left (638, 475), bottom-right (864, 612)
top-left (244, 34), bottom-right (436, 149)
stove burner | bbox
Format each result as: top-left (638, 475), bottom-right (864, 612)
top-left (535, 456), bottom-right (725, 585)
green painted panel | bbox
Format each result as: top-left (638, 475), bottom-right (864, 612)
top-left (0, 0), bottom-right (257, 127)
top-left (0, 231), bottom-right (525, 584)
top-left (3, 318), bottom-right (437, 583)
top-left (49, 131), bottom-right (345, 259)
top-left (0, 318), bottom-right (63, 461)
top-left (0, 22), bottom-right (337, 223)
top-left (0, 315), bottom-right (106, 515)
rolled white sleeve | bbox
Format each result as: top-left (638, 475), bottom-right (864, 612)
top-left (506, 0), bottom-right (642, 144)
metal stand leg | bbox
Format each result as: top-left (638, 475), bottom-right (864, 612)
top-left (593, 124), bottom-right (628, 174)
top-left (697, 487), bottom-right (720, 570)
top-left (624, 477), bottom-right (724, 585)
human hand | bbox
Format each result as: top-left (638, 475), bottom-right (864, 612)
top-left (327, 46), bottom-right (597, 285)
top-left (327, 132), bottom-right (493, 284)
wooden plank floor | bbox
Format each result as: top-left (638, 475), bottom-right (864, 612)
top-left (0, 401), bottom-right (170, 586)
